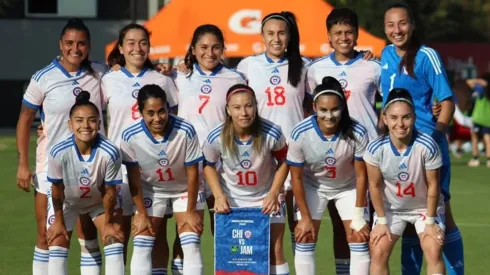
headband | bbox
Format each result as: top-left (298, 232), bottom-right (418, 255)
top-left (313, 89), bottom-right (344, 102)
top-left (383, 98), bottom-right (414, 112)
top-left (261, 14), bottom-right (290, 28)
top-left (226, 88), bottom-right (255, 102)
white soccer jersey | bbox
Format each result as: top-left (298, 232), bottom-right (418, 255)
top-left (120, 115), bottom-right (203, 197)
top-left (237, 54), bottom-right (310, 138)
top-left (47, 134), bottom-right (122, 209)
top-left (102, 67), bottom-right (179, 149)
top-left (175, 64), bottom-right (246, 146)
top-left (364, 131), bottom-right (443, 211)
top-left (306, 52), bottom-right (382, 141)
top-left (22, 58), bottom-right (107, 174)
top-left (202, 119), bottom-right (288, 202)
top-left (287, 116), bottom-right (368, 191)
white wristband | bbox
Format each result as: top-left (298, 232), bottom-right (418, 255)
top-left (425, 217), bottom-right (436, 225)
top-left (377, 216), bottom-right (387, 225)
top-left (350, 207), bottom-right (367, 231)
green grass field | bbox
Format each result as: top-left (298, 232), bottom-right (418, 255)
top-left (1, 134), bottom-right (489, 274)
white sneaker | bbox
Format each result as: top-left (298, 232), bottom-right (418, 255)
top-left (487, 160), bottom-right (490, 168)
top-left (468, 159), bottom-right (480, 167)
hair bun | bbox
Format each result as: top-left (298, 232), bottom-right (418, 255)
top-left (75, 91), bottom-right (91, 104)
top-left (321, 76), bottom-right (337, 85)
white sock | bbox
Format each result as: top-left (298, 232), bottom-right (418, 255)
top-left (48, 246), bottom-right (68, 275)
top-left (104, 243), bottom-right (124, 275)
top-left (179, 232), bottom-right (203, 275)
top-left (294, 243), bottom-right (315, 275)
top-left (335, 258), bottom-right (350, 275)
top-left (33, 246), bottom-right (49, 275)
top-left (171, 259), bottom-right (184, 275)
top-left (290, 232), bottom-right (296, 255)
top-left (79, 239), bottom-right (101, 275)
top-left (270, 263), bottom-right (290, 274)
top-left (349, 243), bottom-right (370, 275)
top-left (131, 236), bottom-right (155, 275)
top-left (152, 267), bottom-right (168, 275)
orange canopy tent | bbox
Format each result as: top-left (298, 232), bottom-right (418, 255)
top-left (105, 0), bottom-right (386, 59)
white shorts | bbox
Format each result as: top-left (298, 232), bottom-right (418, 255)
top-left (295, 187), bottom-right (370, 222)
top-left (118, 174), bottom-right (133, 216)
top-left (372, 207), bottom-right (446, 236)
top-left (228, 194), bottom-right (286, 224)
top-left (283, 173), bottom-right (292, 192)
top-left (46, 203), bottom-right (105, 232)
top-left (33, 171), bottom-right (51, 195)
top-left (138, 189), bottom-right (206, 218)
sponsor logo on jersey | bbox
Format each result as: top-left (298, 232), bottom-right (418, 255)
top-left (270, 75), bottom-right (281, 85)
top-left (398, 172), bottom-right (410, 181)
top-left (79, 177), bottom-right (91, 186)
top-left (201, 84), bottom-right (212, 94)
top-left (271, 68), bottom-right (279, 74)
top-left (339, 71), bottom-right (347, 77)
top-left (132, 82), bottom-right (141, 87)
top-left (324, 157), bottom-right (336, 166)
top-left (72, 80), bottom-right (79, 85)
top-left (158, 158), bottom-right (169, 167)
top-left (326, 148), bottom-right (334, 155)
top-left (132, 89), bottom-right (139, 99)
top-left (240, 159), bottom-right (252, 169)
top-left (399, 163), bottom-right (408, 169)
top-left (241, 151), bottom-right (250, 157)
top-left (81, 168), bottom-right (89, 175)
top-left (73, 87), bottom-right (83, 96)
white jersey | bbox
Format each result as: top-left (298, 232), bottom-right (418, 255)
top-left (120, 115), bottom-right (203, 198)
top-left (175, 64), bottom-right (246, 146)
top-left (47, 134), bottom-right (122, 209)
top-left (306, 52), bottom-right (381, 141)
top-left (22, 58), bottom-right (107, 174)
top-left (364, 131), bottom-right (443, 211)
top-left (202, 119), bottom-right (288, 202)
top-left (102, 67), bottom-right (179, 149)
top-left (237, 54), bottom-right (310, 138)
top-left (286, 116), bottom-right (368, 191)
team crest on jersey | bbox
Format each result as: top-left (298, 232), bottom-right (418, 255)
top-left (48, 215), bottom-right (55, 225)
top-left (144, 197), bottom-right (153, 208)
top-left (240, 159), bottom-right (252, 169)
top-left (244, 230), bottom-right (252, 239)
top-left (324, 157), bottom-right (336, 166)
top-left (270, 75), bottom-right (281, 85)
top-left (73, 87), bottom-right (82, 96)
top-left (132, 89), bottom-right (139, 99)
top-left (338, 79), bottom-right (348, 89)
top-left (158, 158), bottom-right (169, 167)
top-left (398, 172), bottom-right (410, 181)
top-left (79, 177), bottom-right (91, 186)
top-left (200, 85), bottom-right (212, 94)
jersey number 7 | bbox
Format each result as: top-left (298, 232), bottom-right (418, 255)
top-left (199, 95), bottom-right (210, 114)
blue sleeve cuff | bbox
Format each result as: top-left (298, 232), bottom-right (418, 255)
top-left (104, 179), bottom-right (123, 185)
top-left (22, 99), bottom-right (40, 110)
top-left (170, 104), bottom-right (178, 112)
top-left (185, 156), bottom-right (203, 166)
top-left (47, 177), bottom-right (62, 184)
top-left (286, 160), bottom-right (304, 167)
top-left (354, 156), bottom-right (364, 161)
top-left (122, 161), bottom-right (138, 166)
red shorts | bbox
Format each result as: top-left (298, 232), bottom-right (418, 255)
top-left (450, 120), bottom-right (471, 141)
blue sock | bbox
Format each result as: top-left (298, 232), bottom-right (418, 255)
top-left (401, 236), bottom-right (423, 275)
top-left (443, 227), bottom-right (464, 275)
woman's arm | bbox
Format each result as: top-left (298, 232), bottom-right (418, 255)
top-left (16, 104), bottom-right (37, 192)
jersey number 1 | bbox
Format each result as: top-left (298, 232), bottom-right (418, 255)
top-left (265, 86), bottom-right (286, 106)
top-left (396, 182), bottom-right (415, 198)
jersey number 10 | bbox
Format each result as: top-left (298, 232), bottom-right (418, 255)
top-left (237, 171), bottom-right (258, 186)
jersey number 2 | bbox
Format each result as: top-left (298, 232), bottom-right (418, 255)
top-left (396, 182), bottom-right (415, 198)
top-left (80, 186), bottom-right (91, 199)
top-left (265, 86), bottom-right (286, 106)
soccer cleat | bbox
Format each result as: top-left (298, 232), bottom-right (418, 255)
top-left (468, 159), bottom-right (480, 167)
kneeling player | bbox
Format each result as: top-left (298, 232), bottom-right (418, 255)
top-left (203, 84), bottom-right (290, 275)
top-left (46, 91), bottom-right (125, 275)
top-left (288, 77), bottom-right (371, 275)
top-left (120, 84), bottom-right (205, 275)
top-left (365, 88), bottom-right (446, 275)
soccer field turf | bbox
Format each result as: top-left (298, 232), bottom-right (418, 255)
top-left (0, 134), bottom-right (489, 274)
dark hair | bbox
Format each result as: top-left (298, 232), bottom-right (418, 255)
top-left (222, 84), bottom-right (263, 157)
top-left (313, 76), bottom-right (354, 141)
top-left (326, 8), bottom-right (359, 33)
top-left (107, 23), bottom-right (154, 69)
top-left (69, 91), bottom-right (99, 117)
top-left (60, 18), bottom-right (94, 76)
top-left (184, 24), bottom-right (225, 78)
top-left (261, 12), bottom-right (303, 87)
top-left (452, 80), bottom-right (474, 113)
top-left (385, 3), bottom-right (421, 78)
top-left (382, 88), bottom-right (415, 135)
top-left (137, 84), bottom-right (168, 113)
